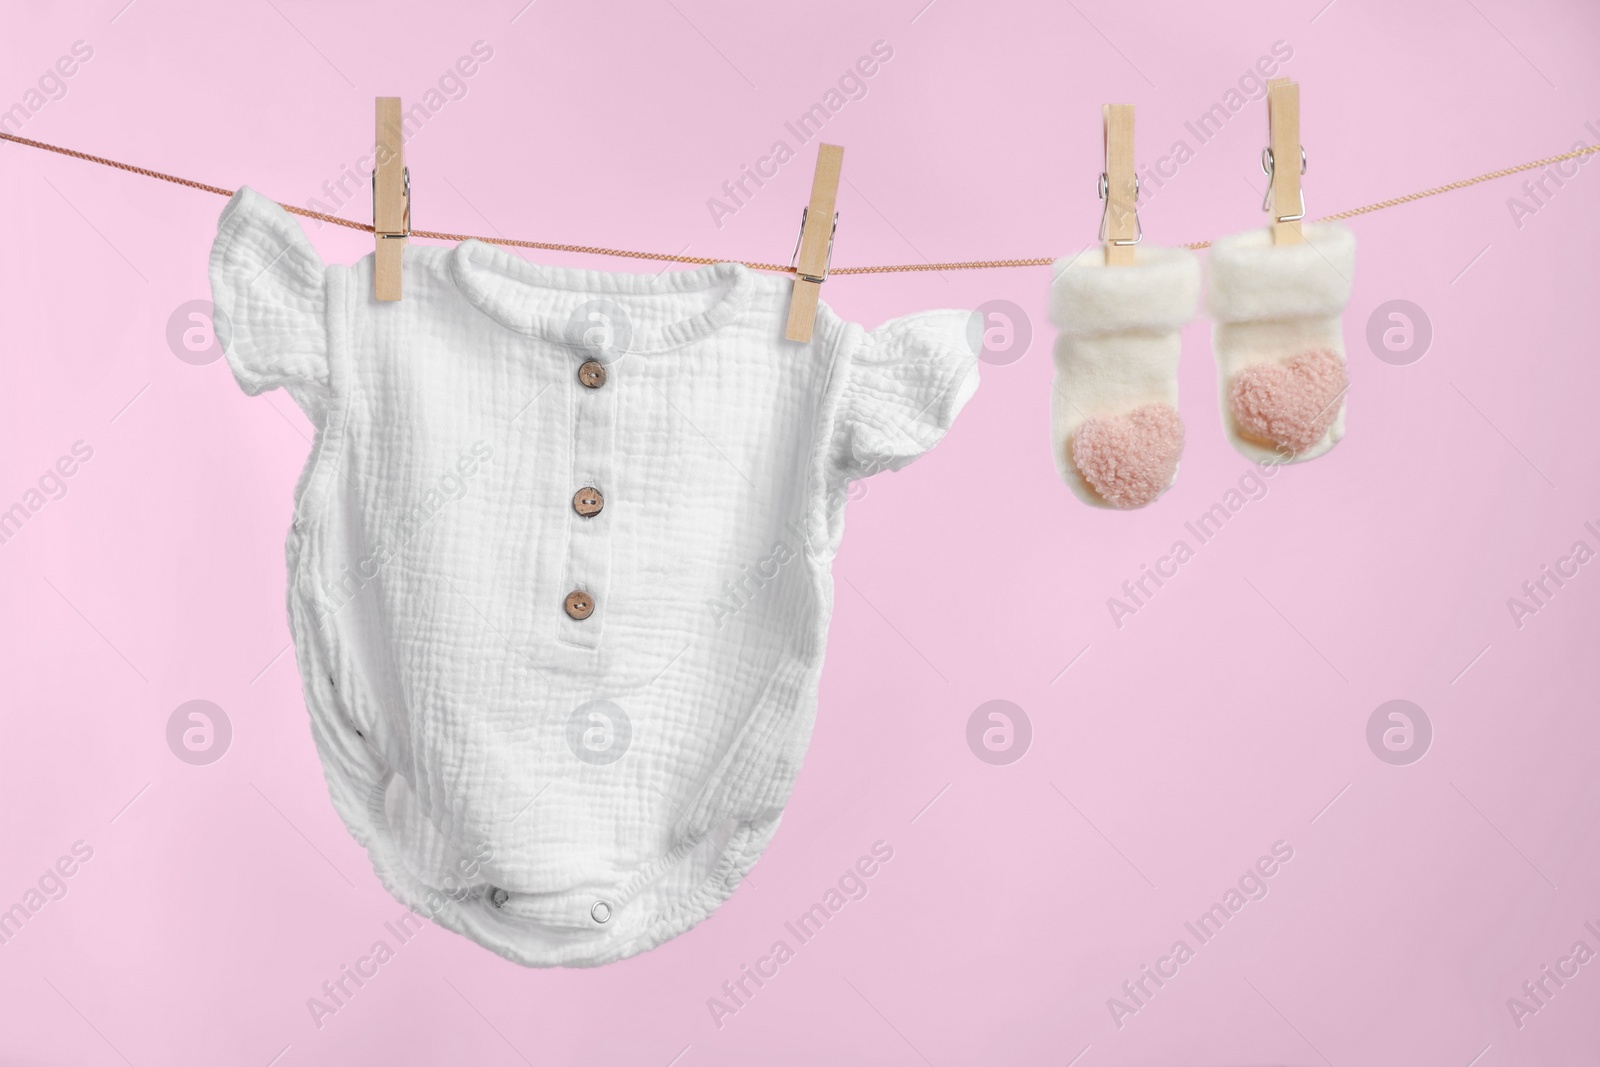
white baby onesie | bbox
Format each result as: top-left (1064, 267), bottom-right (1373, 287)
top-left (209, 187), bottom-right (979, 966)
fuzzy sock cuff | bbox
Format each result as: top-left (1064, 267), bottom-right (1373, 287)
top-left (1050, 245), bottom-right (1202, 336)
top-left (1207, 223), bottom-right (1355, 323)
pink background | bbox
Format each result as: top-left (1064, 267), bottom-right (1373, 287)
top-left (3, 0), bottom-right (1599, 1063)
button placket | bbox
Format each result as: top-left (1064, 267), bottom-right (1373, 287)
top-left (557, 355), bottom-right (617, 650)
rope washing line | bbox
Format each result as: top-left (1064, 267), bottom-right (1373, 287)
top-left (2, 131), bottom-right (1594, 275)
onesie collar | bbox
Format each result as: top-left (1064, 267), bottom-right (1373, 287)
top-left (448, 239), bottom-right (755, 354)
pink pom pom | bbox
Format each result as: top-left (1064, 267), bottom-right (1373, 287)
top-left (1071, 403), bottom-right (1185, 509)
top-left (1229, 349), bottom-right (1347, 454)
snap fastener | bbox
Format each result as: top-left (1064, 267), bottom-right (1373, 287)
top-left (591, 901), bottom-right (612, 923)
top-left (489, 887), bottom-right (509, 908)
top-left (572, 487), bottom-right (604, 517)
top-left (563, 590), bottom-right (595, 620)
top-left (577, 360), bottom-right (607, 388)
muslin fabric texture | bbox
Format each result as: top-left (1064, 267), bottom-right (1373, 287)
top-left (209, 186), bottom-right (979, 966)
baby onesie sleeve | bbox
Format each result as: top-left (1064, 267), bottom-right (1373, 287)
top-left (827, 309), bottom-right (980, 486)
top-left (207, 185), bottom-right (331, 424)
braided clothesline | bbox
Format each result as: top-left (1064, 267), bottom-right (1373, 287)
top-left (2, 131), bottom-right (1593, 275)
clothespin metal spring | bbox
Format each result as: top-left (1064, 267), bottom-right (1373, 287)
top-left (372, 166), bottom-right (412, 241)
top-left (789, 206), bottom-right (838, 283)
top-left (1260, 145), bottom-right (1307, 224)
top-left (1098, 171), bottom-right (1142, 248)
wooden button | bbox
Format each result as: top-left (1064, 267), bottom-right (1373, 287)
top-left (563, 590), bottom-right (595, 620)
top-left (573, 487), bottom-right (604, 517)
top-left (577, 360), bottom-right (607, 388)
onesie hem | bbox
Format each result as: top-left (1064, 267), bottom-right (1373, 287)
top-left (291, 589), bottom-right (780, 967)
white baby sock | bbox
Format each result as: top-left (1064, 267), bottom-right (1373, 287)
top-left (1207, 223), bottom-right (1355, 463)
top-left (1048, 246), bottom-right (1201, 509)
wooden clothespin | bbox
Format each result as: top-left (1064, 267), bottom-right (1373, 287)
top-left (784, 143), bottom-right (844, 342)
top-left (373, 97), bottom-right (410, 301)
top-left (1264, 78), bottom-right (1304, 245)
top-left (1100, 104), bottom-right (1139, 266)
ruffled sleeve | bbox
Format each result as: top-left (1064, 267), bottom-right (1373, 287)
top-left (828, 309), bottom-right (980, 485)
top-left (207, 186), bottom-right (330, 422)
